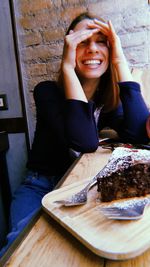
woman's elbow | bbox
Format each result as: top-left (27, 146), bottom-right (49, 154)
top-left (70, 140), bottom-right (99, 153)
top-left (82, 144), bottom-right (98, 153)
top-left (119, 130), bottom-right (149, 144)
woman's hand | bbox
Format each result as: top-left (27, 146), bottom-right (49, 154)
top-left (62, 28), bottom-right (99, 71)
top-left (88, 19), bottom-right (126, 65)
top-left (62, 27), bottom-right (98, 102)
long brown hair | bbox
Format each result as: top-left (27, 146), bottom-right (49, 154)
top-left (58, 12), bottom-right (120, 112)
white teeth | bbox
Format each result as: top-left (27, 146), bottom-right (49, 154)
top-left (84, 60), bottom-right (101, 65)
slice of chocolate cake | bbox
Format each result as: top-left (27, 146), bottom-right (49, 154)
top-left (97, 147), bottom-right (150, 202)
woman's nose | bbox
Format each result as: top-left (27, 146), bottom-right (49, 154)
top-left (87, 41), bottom-right (99, 53)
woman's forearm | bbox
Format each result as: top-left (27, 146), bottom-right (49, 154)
top-left (113, 56), bottom-right (134, 82)
top-left (62, 67), bottom-right (88, 102)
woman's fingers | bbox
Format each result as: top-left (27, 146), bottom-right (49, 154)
top-left (108, 20), bottom-right (115, 34)
top-left (94, 19), bottom-right (109, 31)
top-left (88, 20), bottom-right (108, 31)
top-left (66, 28), bottom-right (99, 47)
top-left (90, 19), bottom-right (117, 40)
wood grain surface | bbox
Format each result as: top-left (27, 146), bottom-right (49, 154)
top-left (42, 176), bottom-right (150, 260)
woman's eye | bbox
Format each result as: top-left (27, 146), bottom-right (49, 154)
top-left (97, 40), bottom-right (106, 44)
top-left (78, 40), bottom-right (87, 46)
top-left (80, 40), bottom-right (87, 44)
top-left (97, 40), bottom-right (107, 46)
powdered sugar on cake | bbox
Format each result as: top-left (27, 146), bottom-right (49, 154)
top-left (96, 147), bottom-right (150, 179)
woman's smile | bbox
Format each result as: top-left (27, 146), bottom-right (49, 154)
top-left (82, 59), bottom-right (102, 67)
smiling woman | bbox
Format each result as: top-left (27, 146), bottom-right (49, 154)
top-left (0, 12), bottom-right (150, 258)
top-left (61, 14), bottom-right (116, 110)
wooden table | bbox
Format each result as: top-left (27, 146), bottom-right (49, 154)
top-left (2, 147), bottom-right (150, 267)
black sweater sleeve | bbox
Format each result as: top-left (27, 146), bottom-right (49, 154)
top-left (34, 81), bottom-right (99, 153)
top-left (119, 81), bottom-right (149, 143)
top-left (100, 82), bottom-right (149, 143)
top-left (65, 100), bottom-right (99, 152)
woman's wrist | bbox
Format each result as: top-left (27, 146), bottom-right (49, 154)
top-left (112, 59), bottom-right (127, 67)
top-left (62, 63), bottom-right (75, 74)
top-left (112, 51), bottom-right (127, 66)
top-left (112, 56), bottom-right (134, 81)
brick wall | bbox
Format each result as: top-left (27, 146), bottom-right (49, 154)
top-left (12, 0), bottom-right (150, 141)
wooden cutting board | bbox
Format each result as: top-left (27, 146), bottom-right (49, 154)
top-left (42, 179), bottom-right (150, 260)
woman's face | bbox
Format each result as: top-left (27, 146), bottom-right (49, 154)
top-left (73, 19), bottom-right (109, 81)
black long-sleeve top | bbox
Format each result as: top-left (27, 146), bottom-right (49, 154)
top-left (26, 81), bottom-right (149, 176)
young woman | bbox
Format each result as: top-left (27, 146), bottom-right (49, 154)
top-left (0, 12), bottom-right (149, 257)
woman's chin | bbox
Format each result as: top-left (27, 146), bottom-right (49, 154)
top-left (77, 66), bottom-right (107, 79)
top-left (80, 71), bottom-right (103, 79)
